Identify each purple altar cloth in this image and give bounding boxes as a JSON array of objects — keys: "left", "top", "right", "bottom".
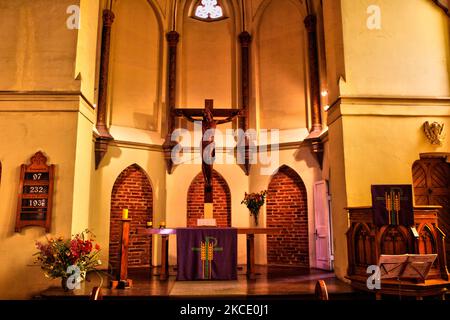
[{"left": 176, "top": 228, "right": 237, "bottom": 281}]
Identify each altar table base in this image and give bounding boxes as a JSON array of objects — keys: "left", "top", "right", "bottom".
[{"left": 137, "top": 228, "right": 281, "bottom": 280}]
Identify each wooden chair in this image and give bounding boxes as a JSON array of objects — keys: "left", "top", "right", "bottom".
[
  {"left": 315, "top": 280, "right": 329, "bottom": 300},
  {"left": 90, "top": 287, "right": 103, "bottom": 300}
]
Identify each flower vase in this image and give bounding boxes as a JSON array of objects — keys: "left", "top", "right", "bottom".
[
  {"left": 61, "top": 277, "right": 69, "bottom": 292},
  {"left": 250, "top": 208, "right": 260, "bottom": 226}
]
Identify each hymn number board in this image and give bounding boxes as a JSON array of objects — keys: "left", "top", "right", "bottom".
[{"left": 15, "top": 151, "right": 54, "bottom": 232}]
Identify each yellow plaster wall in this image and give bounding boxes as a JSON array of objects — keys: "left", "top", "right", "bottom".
[
  {"left": 339, "top": 103, "right": 450, "bottom": 207},
  {"left": 257, "top": 0, "right": 308, "bottom": 130},
  {"left": 340, "top": 0, "right": 450, "bottom": 97},
  {"left": 0, "top": 0, "right": 80, "bottom": 91},
  {"left": 71, "top": 102, "right": 95, "bottom": 234},
  {"left": 326, "top": 116, "right": 349, "bottom": 279},
  {"left": 75, "top": 0, "right": 101, "bottom": 103},
  {"left": 179, "top": 1, "right": 237, "bottom": 108},
  {"left": 109, "top": 0, "right": 162, "bottom": 131},
  {"left": 321, "top": 0, "right": 345, "bottom": 105},
  {"left": 0, "top": 102, "right": 81, "bottom": 299}
]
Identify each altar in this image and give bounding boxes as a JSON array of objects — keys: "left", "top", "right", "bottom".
[{"left": 135, "top": 227, "right": 281, "bottom": 281}]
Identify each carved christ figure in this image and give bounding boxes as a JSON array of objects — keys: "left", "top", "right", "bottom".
[
  {"left": 179, "top": 100, "right": 241, "bottom": 197},
  {"left": 202, "top": 106, "right": 216, "bottom": 192}
]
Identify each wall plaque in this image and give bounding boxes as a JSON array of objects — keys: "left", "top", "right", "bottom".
[{"left": 15, "top": 151, "right": 54, "bottom": 232}]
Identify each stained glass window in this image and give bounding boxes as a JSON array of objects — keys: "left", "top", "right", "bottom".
[{"left": 194, "top": 0, "right": 224, "bottom": 20}]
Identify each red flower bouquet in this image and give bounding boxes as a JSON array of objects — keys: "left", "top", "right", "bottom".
[{"left": 34, "top": 229, "right": 101, "bottom": 290}]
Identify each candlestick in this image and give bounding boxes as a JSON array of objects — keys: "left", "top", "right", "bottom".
[
  {"left": 146, "top": 221, "right": 153, "bottom": 228},
  {"left": 122, "top": 209, "right": 128, "bottom": 220},
  {"left": 159, "top": 221, "right": 166, "bottom": 229}
]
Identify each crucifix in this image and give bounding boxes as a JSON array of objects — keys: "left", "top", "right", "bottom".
[{"left": 174, "top": 99, "right": 241, "bottom": 219}]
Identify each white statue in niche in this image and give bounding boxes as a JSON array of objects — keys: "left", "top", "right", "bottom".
[{"left": 195, "top": 0, "right": 224, "bottom": 20}]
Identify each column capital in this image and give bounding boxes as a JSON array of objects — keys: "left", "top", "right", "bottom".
[
  {"left": 304, "top": 14, "right": 317, "bottom": 32},
  {"left": 103, "top": 9, "right": 115, "bottom": 27},
  {"left": 239, "top": 31, "right": 252, "bottom": 47},
  {"left": 166, "top": 31, "right": 180, "bottom": 47}
]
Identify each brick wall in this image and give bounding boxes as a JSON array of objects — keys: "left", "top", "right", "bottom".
[
  {"left": 109, "top": 164, "right": 153, "bottom": 272},
  {"left": 187, "top": 170, "right": 231, "bottom": 227},
  {"left": 266, "top": 165, "right": 309, "bottom": 267}
]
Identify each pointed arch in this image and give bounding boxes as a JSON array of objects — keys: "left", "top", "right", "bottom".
[
  {"left": 187, "top": 169, "right": 231, "bottom": 227},
  {"left": 145, "top": 0, "right": 166, "bottom": 25},
  {"left": 109, "top": 164, "right": 153, "bottom": 274},
  {"left": 252, "top": 0, "right": 307, "bottom": 32},
  {"left": 110, "top": 0, "right": 163, "bottom": 131},
  {"left": 178, "top": 0, "right": 241, "bottom": 108},
  {"left": 353, "top": 223, "right": 375, "bottom": 266},
  {"left": 418, "top": 224, "right": 437, "bottom": 255},
  {"left": 380, "top": 226, "right": 410, "bottom": 255},
  {"left": 255, "top": 0, "right": 309, "bottom": 130},
  {"left": 266, "top": 165, "right": 309, "bottom": 267}
]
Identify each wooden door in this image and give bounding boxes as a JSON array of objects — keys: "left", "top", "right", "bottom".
[
  {"left": 412, "top": 157, "right": 450, "bottom": 260},
  {"left": 314, "top": 180, "right": 333, "bottom": 271}
]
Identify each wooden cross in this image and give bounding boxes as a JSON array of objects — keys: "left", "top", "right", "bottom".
[{"left": 174, "top": 100, "right": 241, "bottom": 204}]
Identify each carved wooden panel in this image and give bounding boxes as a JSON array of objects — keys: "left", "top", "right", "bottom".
[
  {"left": 354, "top": 224, "right": 374, "bottom": 266},
  {"left": 413, "top": 157, "right": 450, "bottom": 262},
  {"left": 380, "top": 226, "right": 409, "bottom": 255},
  {"left": 418, "top": 225, "right": 436, "bottom": 255}
]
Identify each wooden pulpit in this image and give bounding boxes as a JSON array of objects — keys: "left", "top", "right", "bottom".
[{"left": 346, "top": 205, "right": 449, "bottom": 299}]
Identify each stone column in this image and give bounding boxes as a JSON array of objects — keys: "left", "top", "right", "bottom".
[
  {"left": 304, "top": 14, "right": 322, "bottom": 135},
  {"left": 162, "top": 31, "right": 180, "bottom": 174},
  {"left": 238, "top": 31, "right": 252, "bottom": 176},
  {"left": 95, "top": 9, "right": 115, "bottom": 169}
]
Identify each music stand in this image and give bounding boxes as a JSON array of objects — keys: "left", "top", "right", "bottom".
[
  {"left": 379, "top": 254, "right": 437, "bottom": 283},
  {"left": 379, "top": 255, "right": 408, "bottom": 280},
  {"left": 402, "top": 254, "right": 437, "bottom": 283}
]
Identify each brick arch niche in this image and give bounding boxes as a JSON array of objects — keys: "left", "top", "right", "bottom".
[
  {"left": 266, "top": 165, "right": 309, "bottom": 267},
  {"left": 109, "top": 164, "right": 153, "bottom": 273},
  {"left": 187, "top": 170, "right": 231, "bottom": 227}
]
